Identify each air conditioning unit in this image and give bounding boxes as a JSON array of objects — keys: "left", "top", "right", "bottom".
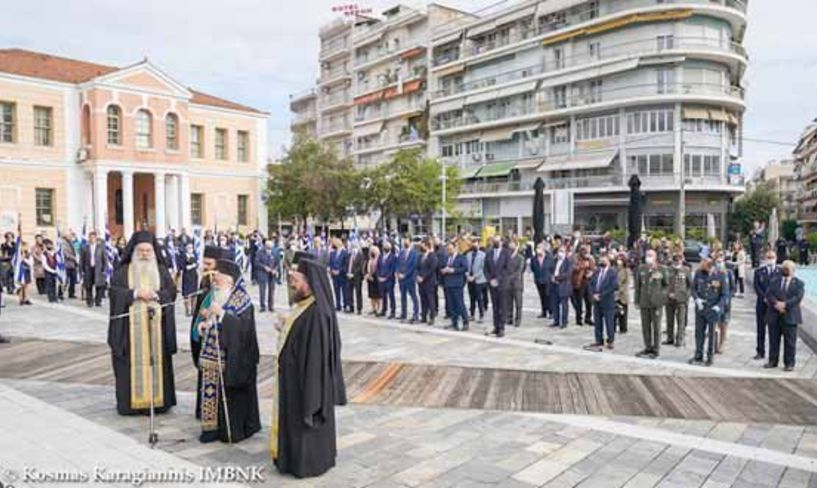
[
  {"left": 528, "top": 146, "right": 539, "bottom": 155},
  {"left": 486, "top": 153, "right": 495, "bottom": 161},
  {"left": 471, "top": 153, "right": 482, "bottom": 162},
  {"left": 76, "top": 147, "right": 89, "bottom": 163}
]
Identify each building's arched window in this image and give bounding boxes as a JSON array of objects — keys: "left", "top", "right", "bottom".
[
  {"left": 135, "top": 109, "right": 152, "bottom": 149},
  {"left": 165, "top": 113, "right": 179, "bottom": 150},
  {"left": 81, "top": 105, "right": 91, "bottom": 146},
  {"left": 106, "top": 105, "right": 121, "bottom": 145}
]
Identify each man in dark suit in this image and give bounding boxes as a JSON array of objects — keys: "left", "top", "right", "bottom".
[
  {"left": 549, "top": 247, "right": 573, "bottom": 328},
  {"left": 328, "top": 239, "right": 349, "bottom": 312},
  {"left": 441, "top": 242, "right": 468, "bottom": 331},
  {"left": 764, "top": 260, "right": 804, "bottom": 372},
  {"left": 484, "top": 236, "right": 511, "bottom": 337},
  {"left": 753, "top": 250, "right": 780, "bottom": 360},
  {"left": 253, "top": 239, "right": 278, "bottom": 312},
  {"left": 345, "top": 244, "right": 365, "bottom": 314},
  {"left": 417, "top": 239, "right": 438, "bottom": 325},
  {"left": 506, "top": 240, "right": 526, "bottom": 328},
  {"left": 80, "top": 231, "right": 107, "bottom": 307},
  {"left": 530, "top": 243, "right": 553, "bottom": 319},
  {"left": 377, "top": 241, "right": 397, "bottom": 318},
  {"left": 396, "top": 238, "right": 419, "bottom": 323},
  {"left": 433, "top": 236, "right": 448, "bottom": 318},
  {"left": 586, "top": 255, "right": 619, "bottom": 350}
]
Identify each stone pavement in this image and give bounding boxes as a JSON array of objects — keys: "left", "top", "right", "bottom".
[{"left": 1, "top": 271, "right": 816, "bottom": 487}]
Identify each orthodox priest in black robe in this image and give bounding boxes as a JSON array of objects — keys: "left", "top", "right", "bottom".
[
  {"left": 194, "top": 258, "right": 261, "bottom": 443},
  {"left": 107, "top": 230, "right": 177, "bottom": 415},
  {"left": 192, "top": 245, "right": 225, "bottom": 419},
  {"left": 272, "top": 252, "right": 347, "bottom": 478}
]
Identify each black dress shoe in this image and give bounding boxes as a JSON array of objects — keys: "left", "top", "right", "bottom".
[
  {"left": 661, "top": 340, "right": 674, "bottom": 346},
  {"left": 688, "top": 357, "right": 703, "bottom": 365},
  {"left": 763, "top": 363, "right": 778, "bottom": 369},
  {"left": 0, "top": 335, "right": 9, "bottom": 344},
  {"left": 199, "top": 431, "right": 220, "bottom": 443},
  {"left": 549, "top": 322, "right": 560, "bottom": 328},
  {"left": 496, "top": 330, "right": 505, "bottom": 338},
  {"left": 784, "top": 365, "right": 794, "bottom": 372},
  {"left": 753, "top": 354, "right": 764, "bottom": 360},
  {"left": 537, "top": 314, "right": 546, "bottom": 318}
]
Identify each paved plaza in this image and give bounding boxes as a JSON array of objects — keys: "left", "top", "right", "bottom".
[{"left": 2, "top": 276, "right": 817, "bottom": 487}]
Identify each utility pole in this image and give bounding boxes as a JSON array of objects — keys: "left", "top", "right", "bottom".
[
  {"left": 679, "top": 124, "right": 686, "bottom": 240},
  {"left": 441, "top": 162, "right": 447, "bottom": 240}
]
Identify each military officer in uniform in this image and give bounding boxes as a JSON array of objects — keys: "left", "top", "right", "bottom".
[
  {"left": 634, "top": 249, "right": 669, "bottom": 359},
  {"left": 690, "top": 258, "right": 727, "bottom": 366},
  {"left": 664, "top": 254, "right": 692, "bottom": 347}
]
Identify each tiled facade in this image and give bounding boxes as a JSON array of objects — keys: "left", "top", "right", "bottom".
[{"left": 0, "top": 49, "right": 269, "bottom": 239}]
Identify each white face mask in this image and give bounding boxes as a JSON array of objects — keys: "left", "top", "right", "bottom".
[{"left": 645, "top": 256, "right": 655, "bottom": 265}]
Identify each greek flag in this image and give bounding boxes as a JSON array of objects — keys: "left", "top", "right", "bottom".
[
  {"left": 55, "top": 228, "right": 67, "bottom": 284},
  {"left": 11, "top": 226, "right": 24, "bottom": 289},
  {"left": 233, "top": 239, "right": 248, "bottom": 273},
  {"left": 104, "top": 223, "right": 114, "bottom": 281},
  {"left": 193, "top": 228, "right": 204, "bottom": 267},
  {"left": 165, "top": 234, "right": 178, "bottom": 274}
]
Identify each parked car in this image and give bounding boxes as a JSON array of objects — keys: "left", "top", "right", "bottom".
[{"left": 684, "top": 240, "right": 706, "bottom": 263}]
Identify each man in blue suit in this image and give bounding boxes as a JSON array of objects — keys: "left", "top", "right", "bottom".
[
  {"left": 397, "top": 238, "right": 419, "bottom": 323},
  {"left": 530, "top": 243, "right": 554, "bottom": 319},
  {"left": 417, "top": 239, "right": 438, "bottom": 325},
  {"left": 586, "top": 254, "right": 619, "bottom": 350},
  {"left": 764, "top": 260, "right": 805, "bottom": 372},
  {"left": 484, "top": 236, "right": 511, "bottom": 338},
  {"left": 441, "top": 242, "right": 469, "bottom": 331},
  {"left": 328, "top": 239, "right": 349, "bottom": 312},
  {"left": 549, "top": 246, "right": 573, "bottom": 328},
  {"left": 253, "top": 239, "right": 279, "bottom": 312},
  {"left": 753, "top": 250, "right": 780, "bottom": 360},
  {"left": 377, "top": 241, "right": 397, "bottom": 319}
]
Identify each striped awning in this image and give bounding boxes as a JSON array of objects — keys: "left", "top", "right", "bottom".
[
  {"left": 480, "top": 127, "right": 516, "bottom": 142},
  {"left": 477, "top": 161, "right": 517, "bottom": 178},
  {"left": 538, "top": 151, "right": 618, "bottom": 172}
]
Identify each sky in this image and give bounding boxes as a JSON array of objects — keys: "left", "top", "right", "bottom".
[{"left": 1, "top": 0, "right": 815, "bottom": 177}]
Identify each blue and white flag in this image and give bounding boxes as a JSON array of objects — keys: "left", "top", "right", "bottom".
[
  {"left": 55, "top": 228, "right": 67, "bottom": 284},
  {"left": 192, "top": 228, "right": 204, "bottom": 267},
  {"left": 165, "top": 234, "right": 178, "bottom": 274},
  {"left": 233, "top": 239, "right": 249, "bottom": 273},
  {"left": 11, "top": 224, "right": 24, "bottom": 289},
  {"left": 104, "top": 222, "right": 114, "bottom": 281}
]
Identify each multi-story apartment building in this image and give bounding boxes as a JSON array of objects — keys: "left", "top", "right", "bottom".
[
  {"left": 290, "top": 88, "right": 318, "bottom": 137},
  {"left": 794, "top": 119, "right": 817, "bottom": 228},
  {"left": 754, "top": 159, "right": 798, "bottom": 220},
  {"left": 0, "top": 49, "right": 269, "bottom": 239},
  {"left": 317, "top": 18, "right": 355, "bottom": 160},
  {"left": 428, "top": 0, "right": 748, "bottom": 239}
]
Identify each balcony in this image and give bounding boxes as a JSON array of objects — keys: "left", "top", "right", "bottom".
[
  {"left": 355, "top": 43, "right": 426, "bottom": 70},
  {"left": 320, "top": 37, "right": 350, "bottom": 60},
  {"left": 320, "top": 120, "right": 352, "bottom": 137},
  {"left": 433, "top": 82, "right": 744, "bottom": 132},
  {"left": 352, "top": 8, "right": 424, "bottom": 44},
  {"left": 319, "top": 91, "right": 352, "bottom": 111},
  {"left": 354, "top": 130, "right": 425, "bottom": 154},
  {"left": 319, "top": 66, "right": 351, "bottom": 85},
  {"left": 432, "top": 0, "right": 747, "bottom": 67},
  {"left": 432, "top": 36, "right": 747, "bottom": 100},
  {"left": 354, "top": 100, "right": 425, "bottom": 124},
  {"left": 290, "top": 88, "right": 316, "bottom": 104},
  {"left": 292, "top": 111, "right": 317, "bottom": 126}
]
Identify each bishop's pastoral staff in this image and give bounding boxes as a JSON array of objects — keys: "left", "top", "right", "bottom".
[
  {"left": 194, "top": 258, "right": 261, "bottom": 443},
  {"left": 107, "top": 230, "right": 178, "bottom": 415},
  {"left": 271, "top": 252, "right": 347, "bottom": 478}
]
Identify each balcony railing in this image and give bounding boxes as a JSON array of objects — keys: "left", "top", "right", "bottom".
[
  {"left": 352, "top": 9, "right": 423, "bottom": 43},
  {"left": 320, "top": 120, "right": 352, "bottom": 135},
  {"left": 355, "top": 131, "right": 425, "bottom": 152},
  {"left": 320, "top": 65, "right": 350, "bottom": 83},
  {"left": 320, "top": 91, "right": 352, "bottom": 109},
  {"left": 290, "top": 88, "right": 316, "bottom": 102},
  {"left": 355, "top": 42, "right": 425, "bottom": 68},
  {"left": 433, "top": 82, "right": 744, "bottom": 131},
  {"left": 432, "top": 36, "right": 747, "bottom": 99},
  {"left": 432, "top": 0, "right": 746, "bottom": 67},
  {"left": 320, "top": 37, "right": 349, "bottom": 58},
  {"left": 292, "top": 111, "right": 317, "bottom": 125},
  {"left": 354, "top": 101, "right": 426, "bottom": 123}
]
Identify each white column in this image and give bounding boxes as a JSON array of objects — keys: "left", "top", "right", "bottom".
[
  {"left": 154, "top": 172, "right": 166, "bottom": 236},
  {"left": 122, "top": 170, "right": 135, "bottom": 238},
  {"left": 179, "top": 173, "right": 192, "bottom": 230},
  {"left": 93, "top": 169, "right": 108, "bottom": 234},
  {"left": 166, "top": 174, "right": 180, "bottom": 232}
]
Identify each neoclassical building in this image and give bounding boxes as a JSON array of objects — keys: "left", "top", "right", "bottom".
[{"left": 0, "top": 48, "right": 269, "bottom": 239}]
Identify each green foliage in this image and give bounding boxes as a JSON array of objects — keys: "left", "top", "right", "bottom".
[
  {"left": 729, "top": 182, "right": 781, "bottom": 237},
  {"left": 807, "top": 232, "right": 817, "bottom": 251},
  {"left": 781, "top": 219, "right": 799, "bottom": 242},
  {"left": 687, "top": 228, "right": 705, "bottom": 242},
  {"left": 610, "top": 229, "right": 626, "bottom": 242}
]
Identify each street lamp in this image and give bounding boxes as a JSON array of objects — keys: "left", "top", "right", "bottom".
[{"left": 440, "top": 164, "right": 447, "bottom": 240}]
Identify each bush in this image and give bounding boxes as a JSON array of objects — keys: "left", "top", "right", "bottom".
[
  {"left": 782, "top": 219, "right": 799, "bottom": 242},
  {"left": 687, "top": 228, "right": 705, "bottom": 242},
  {"left": 808, "top": 232, "right": 817, "bottom": 251}
]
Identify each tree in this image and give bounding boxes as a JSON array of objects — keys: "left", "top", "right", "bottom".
[
  {"left": 266, "top": 134, "right": 360, "bottom": 230},
  {"left": 729, "top": 182, "right": 780, "bottom": 238}
]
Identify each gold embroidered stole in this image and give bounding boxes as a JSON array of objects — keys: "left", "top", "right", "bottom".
[
  {"left": 270, "top": 295, "right": 315, "bottom": 460},
  {"left": 128, "top": 262, "right": 164, "bottom": 410}
]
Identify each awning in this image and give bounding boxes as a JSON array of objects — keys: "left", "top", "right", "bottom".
[
  {"left": 433, "top": 30, "right": 463, "bottom": 46},
  {"left": 541, "top": 9, "right": 693, "bottom": 46},
  {"left": 477, "top": 161, "right": 517, "bottom": 178},
  {"left": 432, "top": 97, "right": 465, "bottom": 113},
  {"left": 683, "top": 107, "right": 710, "bottom": 120},
  {"left": 354, "top": 90, "right": 384, "bottom": 105},
  {"left": 436, "top": 63, "right": 466, "bottom": 77},
  {"left": 481, "top": 126, "right": 516, "bottom": 142},
  {"left": 467, "top": 21, "right": 496, "bottom": 38},
  {"left": 709, "top": 109, "right": 730, "bottom": 123},
  {"left": 496, "top": 80, "right": 539, "bottom": 99},
  {"left": 495, "top": 5, "right": 536, "bottom": 26},
  {"left": 465, "top": 90, "right": 499, "bottom": 106},
  {"left": 727, "top": 112, "right": 739, "bottom": 126},
  {"left": 382, "top": 86, "right": 400, "bottom": 100},
  {"left": 356, "top": 121, "right": 384, "bottom": 137},
  {"left": 402, "top": 79, "right": 423, "bottom": 95},
  {"left": 515, "top": 158, "right": 545, "bottom": 170},
  {"left": 458, "top": 166, "right": 482, "bottom": 179},
  {"left": 512, "top": 122, "right": 542, "bottom": 134},
  {"left": 400, "top": 46, "right": 426, "bottom": 60},
  {"left": 538, "top": 151, "right": 618, "bottom": 172}
]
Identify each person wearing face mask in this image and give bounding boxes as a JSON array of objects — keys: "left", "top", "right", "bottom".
[
  {"left": 713, "top": 253, "right": 734, "bottom": 354},
  {"left": 376, "top": 241, "right": 397, "bottom": 319},
  {"left": 549, "top": 246, "right": 573, "bottom": 329},
  {"left": 570, "top": 245, "right": 595, "bottom": 326},
  {"left": 664, "top": 254, "right": 692, "bottom": 347},
  {"left": 764, "top": 260, "right": 804, "bottom": 372},
  {"left": 465, "top": 240, "right": 487, "bottom": 324},
  {"left": 484, "top": 236, "right": 511, "bottom": 337},
  {"left": 690, "top": 257, "right": 726, "bottom": 366},
  {"left": 585, "top": 255, "right": 619, "bottom": 351},
  {"left": 614, "top": 253, "right": 629, "bottom": 334},
  {"left": 634, "top": 249, "right": 668, "bottom": 359},
  {"left": 752, "top": 251, "right": 780, "bottom": 360},
  {"left": 530, "top": 243, "right": 554, "bottom": 320},
  {"left": 254, "top": 239, "right": 280, "bottom": 312},
  {"left": 506, "top": 240, "right": 526, "bottom": 328}
]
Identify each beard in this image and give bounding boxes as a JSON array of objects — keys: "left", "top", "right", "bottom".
[
  {"left": 212, "top": 285, "right": 232, "bottom": 308},
  {"left": 131, "top": 257, "right": 159, "bottom": 284}
]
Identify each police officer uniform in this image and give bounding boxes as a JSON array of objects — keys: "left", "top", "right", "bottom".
[
  {"left": 665, "top": 264, "right": 692, "bottom": 346},
  {"left": 691, "top": 269, "right": 727, "bottom": 365}
]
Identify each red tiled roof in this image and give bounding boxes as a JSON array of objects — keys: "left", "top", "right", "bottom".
[{"left": 0, "top": 48, "right": 265, "bottom": 114}]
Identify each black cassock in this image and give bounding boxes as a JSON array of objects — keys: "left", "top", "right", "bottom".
[
  {"left": 200, "top": 300, "right": 262, "bottom": 442},
  {"left": 107, "top": 263, "right": 177, "bottom": 415},
  {"left": 275, "top": 301, "right": 347, "bottom": 478},
  {"left": 191, "top": 276, "right": 211, "bottom": 419}
]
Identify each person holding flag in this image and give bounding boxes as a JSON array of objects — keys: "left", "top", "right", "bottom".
[
  {"left": 14, "top": 240, "right": 33, "bottom": 307},
  {"left": 41, "top": 239, "right": 59, "bottom": 303}
]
